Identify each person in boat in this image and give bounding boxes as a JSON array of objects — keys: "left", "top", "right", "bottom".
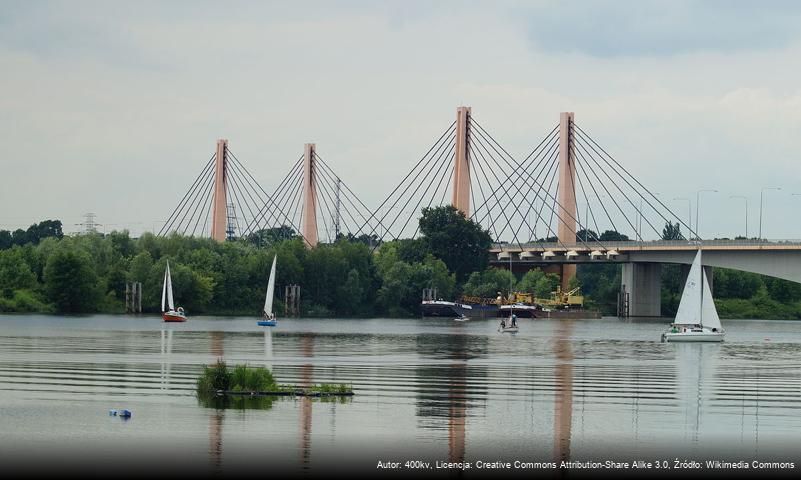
[
  {"left": 500, "top": 318, "right": 506, "bottom": 329},
  {"left": 511, "top": 313, "right": 517, "bottom": 327}
]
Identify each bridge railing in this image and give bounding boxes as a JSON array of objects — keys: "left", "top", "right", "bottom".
[{"left": 492, "top": 239, "right": 801, "bottom": 251}]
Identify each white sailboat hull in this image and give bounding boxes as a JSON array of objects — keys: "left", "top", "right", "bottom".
[{"left": 662, "top": 330, "right": 724, "bottom": 342}]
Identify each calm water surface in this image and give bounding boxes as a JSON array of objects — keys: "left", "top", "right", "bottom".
[{"left": 1, "top": 314, "right": 800, "bottom": 475}]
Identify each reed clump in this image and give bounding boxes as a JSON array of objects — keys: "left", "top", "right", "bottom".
[{"left": 196, "top": 360, "right": 353, "bottom": 396}]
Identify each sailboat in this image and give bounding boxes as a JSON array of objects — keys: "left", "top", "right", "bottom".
[
  {"left": 161, "top": 261, "right": 186, "bottom": 322},
  {"left": 661, "top": 250, "right": 724, "bottom": 342},
  {"left": 257, "top": 255, "right": 278, "bottom": 327}
]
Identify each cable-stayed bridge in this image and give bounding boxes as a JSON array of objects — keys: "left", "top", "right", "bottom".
[{"left": 158, "top": 107, "right": 801, "bottom": 316}]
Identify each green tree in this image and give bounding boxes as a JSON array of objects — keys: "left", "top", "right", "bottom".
[
  {"left": 0, "top": 248, "right": 37, "bottom": 292},
  {"left": 44, "top": 249, "right": 102, "bottom": 312},
  {"left": 0, "top": 230, "right": 12, "bottom": 250},
  {"left": 517, "top": 269, "right": 560, "bottom": 297},
  {"left": 662, "top": 221, "right": 684, "bottom": 240},
  {"left": 418, "top": 205, "right": 492, "bottom": 282},
  {"left": 463, "top": 268, "right": 516, "bottom": 298}
]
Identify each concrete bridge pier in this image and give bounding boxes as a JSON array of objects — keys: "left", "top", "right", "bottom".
[{"left": 621, "top": 263, "right": 662, "bottom": 317}]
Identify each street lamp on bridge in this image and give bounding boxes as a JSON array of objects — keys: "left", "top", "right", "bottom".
[
  {"left": 673, "top": 197, "right": 691, "bottom": 238},
  {"left": 759, "top": 186, "right": 781, "bottom": 241},
  {"left": 696, "top": 189, "right": 718, "bottom": 241},
  {"left": 729, "top": 195, "right": 749, "bottom": 239}
]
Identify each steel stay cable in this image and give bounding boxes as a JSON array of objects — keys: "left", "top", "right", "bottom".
[
  {"left": 470, "top": 130, "right": 558, "bottom": 226},
  {"left": 313, "top": 162, "right": 349, "bottom": 240},
  {"left": 314, "top": 154, "right": 392, "bottom": 238},
  {"left": 178, "top": 161, "right": 217, "bottom": 236},
  {"left": 467, "top": 134, "right": 526, "bottom": 247},
  {"left": 232, "top": 152, "right": 303, "bottom": 234},
  {"left": 246, "top": 160, "right": 305, "bottom": 236},
  {"left": 315, "top": 167, "right": 355, "bottom": 237},
  {"left": 313, "top": 153, "right": 382, "bottom": 237},
  {"left": 572, "top": 128, "right": 668, "bottom": 239},
  {"left": 508, "top": 140, "right": 565, "bottom": 246},
  {"left": 412, "top": 157, "right": 456, "bottom": 239},
  {"left": 313, "top": 165, "right": 360, "bottom": 237},
  {"left": 159, "top": 154, "right": 216, "bottom": 236},
  {"left": 470, "top": 124, "right": 600, "bottom": 250},
  {"left": 571, "top": 145, "right": 603, "bottom": 239},
  {"left": 231, "top": 158, "right": 301, "bottom": 236},
  {"left": 226, "top": 161, "right": 260, "bottom": 234},
  {"left": 240, "top": 157, "right": 303, "bottom": 235},
  {"left": 496, "top": 134, "right": 562, "bottom": 243},
  {"left": 394, "top": 140, "right": 456, "bottom": 239},
  {"left": 352, "top": 122, "right": 456, "bottom": 238},
  {"left": 571, "top": 133, "right": 643, "bottom": 240},
  {"left": 225, "top": 163, "right": 254, "bottom": 238},
  {"left": 572, "top": 131, "right": 658, "bottom": 239},
  {"left": 191, "top": 166, "right": 218, "bottom": 237},
  {"left": 573, "top": 124, "right": 697, "bottom": 238},
  {"left": 370, "top": 129, "right": 458, "bottom": 241}
]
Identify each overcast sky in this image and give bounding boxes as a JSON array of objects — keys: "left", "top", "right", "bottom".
[{"left": 1, "top": 0, "right": 800, "bottom": 239}]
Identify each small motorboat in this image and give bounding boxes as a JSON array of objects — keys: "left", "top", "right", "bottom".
[
  {"left": 498, "top": 316, "right": 519, "bottom": 333},
  {"left": 453, "top": 314, "right": 469, "bottom": 322}
]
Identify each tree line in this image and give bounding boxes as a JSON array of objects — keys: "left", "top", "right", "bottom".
[{"left": 1, "top": 213, "right": 800, "bottom": 319}]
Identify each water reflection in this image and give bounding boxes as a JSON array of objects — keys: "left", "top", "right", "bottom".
[
  {"left": 159, "top": 328, "right": 173, "bottom": 390},
  {"left": 415, "top": 330, "right": 488, "bottom": 465},
  {"left": 553, "top": 320, "right": 574, "bottom": 463},
  {"left": 2, "top": 315, "right": 801, "bottom": 474},
  {"left": 264, "top": 328, "right": 273, "bottom": 370},
  {"left": 300, "top": 333, "right": 314, "bottom": 470},
  {"left": 209, "top": 330, "right": 225, "bottom": 471}
]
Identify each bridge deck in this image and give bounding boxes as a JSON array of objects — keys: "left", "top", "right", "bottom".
[{"left": 490, "top": 240, "right": 801, "bottom": 254}]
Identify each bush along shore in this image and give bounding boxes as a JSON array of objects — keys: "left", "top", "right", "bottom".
[
  {"left": 196, "top": 361, "right": 354, "bottom": 398},
  {"left": 3, "top": 215, "right": 801, "bottom": 319}
]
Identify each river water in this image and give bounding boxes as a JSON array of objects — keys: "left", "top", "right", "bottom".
[{"left": 0, "top": 314, "right": 799, "bottom": 477}]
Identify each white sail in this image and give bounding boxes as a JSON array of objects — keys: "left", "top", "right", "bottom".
[
  {"left": 674, "top": 250, "right": 703, "bottom": 325},
  {"left": 161, "top": 265, "right": 168, "bottom": 312},
  {"left": 165, "top": 261, "right": 175, "bottom": 311},
  {"left": 263, "top": 255, "right": 277, "bottom": 316},
  {"left": 700, "top": 269, "right": 722, "bottom": 331}
]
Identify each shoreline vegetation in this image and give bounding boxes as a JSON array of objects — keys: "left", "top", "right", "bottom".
[
  {"left": 197, "top": 360, "right": 353, "bottom": 397},
  {"left": 2, "top": 212, "right": 801, "bottom": 320}
]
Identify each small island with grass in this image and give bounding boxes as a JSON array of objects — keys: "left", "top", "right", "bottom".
[{"left": 197, "top": 360, "right": 354, "bottom": 398}]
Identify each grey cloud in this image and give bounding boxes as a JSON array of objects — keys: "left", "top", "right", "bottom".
[{"left": 519, "top": 0, "right": 801, "bottom": 57}]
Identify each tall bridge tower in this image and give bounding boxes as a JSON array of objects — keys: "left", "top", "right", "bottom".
[
  {"left": 557, "top": 112, "right": 577, "bottom": 291},
  {"left": 452, "top": 106, "right": 472, "bottom": 217},
  {"left": 302, "top": 143, "right": 318, "bottom": 248},
  {"left": 210, "top": 139, "right": 229, "bottom": 242}
]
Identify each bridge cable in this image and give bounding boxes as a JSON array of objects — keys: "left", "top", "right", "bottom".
[
  {"left": 178, "top": 160, "right": 217, "bottom": 236},
  {"left": 470, "top": 120, "right": 599, "bottom": 250},
  {"left": 158, "top": 154, "right": 216, "bottom": 236},
  {"left": 571, "top": 133, "right": 646, "bottom": 240},
  {"left": 229, "top": 151, "right": 304, "bottom": 236},
  {"left": 190, "top": 165, "right": 218, "bottom": 237},
  {"left": 238, "top": 155, "right": 304, "bottom": 236},
  {"left": 395, "top": 141, "right": 456, "bottom": 239},
  {"left": 366, "top": 125, "right": 457, "bottom": 243},
  {"left": 352, "top": 121, "right": 456, "bottom": 239},
  {"left": 410, "top": 147, "right": 457, "bottom": 239},
  {"left": 573, "top": 124, "right": 697, "bottom": 239}
]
